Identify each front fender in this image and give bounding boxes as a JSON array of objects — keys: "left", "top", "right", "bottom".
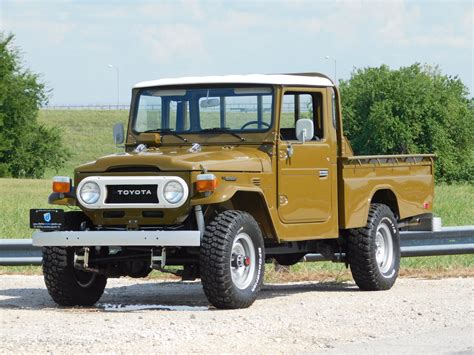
[
  {"left": 48, "top": 192, "right": 76, "bottom": 206},
  {"left": 190, "top": 183, "right": 278, "bottom": 241},
  {"left": 190, "top": 184, "right": 263, "bottom": 206}
]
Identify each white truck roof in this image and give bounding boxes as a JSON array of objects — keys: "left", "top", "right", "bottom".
[{"left": 134, "top": 74, "right": 333, "bottom": 89}]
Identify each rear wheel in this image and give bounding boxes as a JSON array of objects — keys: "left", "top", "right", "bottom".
[
  {"left": 346, "top": 204, "right": 400, "bottom": 291},
  {"left": 42, "top": 247, "right": 107, "bottom": 306},
  {"left": 200, "top": 210, "right": 265, "bottom": 309}
]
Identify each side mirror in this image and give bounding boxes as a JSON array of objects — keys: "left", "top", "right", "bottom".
[
  {"left": 295, "top": 119, "right": 314, "bottom": 143},
  {"left": 113, "top": 123, "right": 125, "bottom": 145}
]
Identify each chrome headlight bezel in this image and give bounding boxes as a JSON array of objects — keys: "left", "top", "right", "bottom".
[
  {"left": 163, "top": 180, "right": 185, "bottom": 204},
  {"left": 79, "top": 181, "right": 101, "bottom": 205}
]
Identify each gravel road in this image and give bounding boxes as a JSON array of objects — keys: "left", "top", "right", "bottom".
[{"left": 0, "top": 275, "right": 473, "bottom": 353}]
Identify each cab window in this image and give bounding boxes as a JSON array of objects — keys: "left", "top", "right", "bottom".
[{"left": 280, "top": 92, "right": 324, "bottom": 141}]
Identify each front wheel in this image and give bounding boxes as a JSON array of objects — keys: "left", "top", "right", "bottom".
[
  {"left": 346, "top": 204, "right": 400, "bottom": 291},
  {"left": 42, "top": 247, "right": 107, "bottom": 306},
  {"left": 200, "top": 210, "right": 265, "bottom": 309}
]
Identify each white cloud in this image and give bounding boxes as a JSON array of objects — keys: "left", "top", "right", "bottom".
[
  {"left": 209, "top": 10, "right": 267, "bottom": 31},
  {"left": 135, "top": 23, "right": 208, "bottom": 64},
  {"left": 1, "top": 1, "right": 77, "bottom": 45},
  {"left": 135, "top": 0, "right": 207, "bottom": 22},
  {"left": 136, "top": 2, "right": 179, "bottom": 20},
  {"left": 402, "top": 33, "right": 471, "bottom": 49},
  {"left": 3, "top": 17, "right": 75, "bottom": 45},
  {"left": 375, "top": 1, "right": 471, "bottom": 49}
]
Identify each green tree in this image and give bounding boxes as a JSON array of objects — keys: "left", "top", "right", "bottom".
[
  {"left": 339, "top": 64, "right": 473, "bottom": 183},
  {"left": 0, "top": 33, "right": 68, "bottom": 178}
]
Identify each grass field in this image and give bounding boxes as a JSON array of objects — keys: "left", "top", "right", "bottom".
[
  {"left": 38, "top": 109, "right": 128, "bottom": 178},
  {"left": 0, "top": 109, "right": 472, "bottom": 278}
]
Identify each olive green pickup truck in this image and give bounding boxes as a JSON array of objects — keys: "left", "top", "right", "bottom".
[{"left": 31, "top": 73, "right": 434, "bottom": 309}]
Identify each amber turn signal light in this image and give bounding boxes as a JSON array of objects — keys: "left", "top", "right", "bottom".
[
  {"left": 52, "top": 176, "right": 71, "bottom": 193},
  {"left": 195, "top": 173, "right": 218, "bottom": 192}
]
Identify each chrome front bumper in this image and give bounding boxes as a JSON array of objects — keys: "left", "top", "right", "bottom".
[{"left": 32, "top": 230, "right": 201, "bottom": 247}]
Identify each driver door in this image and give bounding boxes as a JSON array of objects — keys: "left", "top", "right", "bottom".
[{"left": 277, "top": 89, "right": 332, "bottom": 224}]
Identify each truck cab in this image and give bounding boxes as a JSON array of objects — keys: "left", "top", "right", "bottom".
[{"left": 32, "top": 73, "right": 434, "bottom": 309}]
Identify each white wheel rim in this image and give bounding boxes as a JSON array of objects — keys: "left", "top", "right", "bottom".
[
  {"left": 230, "top": 232, "right": 256, "bottom": 290},
  {"left": 375, "top": 218, "right": 394, "bottom": 274}
]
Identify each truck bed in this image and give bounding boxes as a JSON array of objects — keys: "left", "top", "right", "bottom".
[{"left": 338, "top": 154, "right": 435, "bottom": 229}]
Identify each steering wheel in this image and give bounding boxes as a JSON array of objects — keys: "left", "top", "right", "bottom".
[{"left": 240, "top": 121, "right": 271, "bottom": 130}]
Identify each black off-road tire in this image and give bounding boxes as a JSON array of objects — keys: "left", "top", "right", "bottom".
[
  {"left": 274, "top": 253, "right": 306, "bottom": 266},
  {"left": 42, "top": 247, "right": 107, "bottom": 306},
  {"left": 346, "top": 203, "right": 400, "bottom": 291},
  {"left": 200, "top": 210, "right": 265, "bottom": 309}
]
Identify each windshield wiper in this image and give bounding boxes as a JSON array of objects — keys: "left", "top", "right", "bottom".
[
  {"left": 142, "top": 128, "right": 188, "bottom": 143},
  {"left": 201, "top": 128, "right": 246, "bottom": 142}
]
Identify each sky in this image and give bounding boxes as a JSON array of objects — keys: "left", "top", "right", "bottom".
[{"left": 0, "top": 0, "right": 472, "bottom": 106}]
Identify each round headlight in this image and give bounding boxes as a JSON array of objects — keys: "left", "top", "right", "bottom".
[
  {"left": 163, "top": 181, "right": 184, "bottom": 204},
  {"left": 80, "top": 182, "right": 100, "bottom": 204}
]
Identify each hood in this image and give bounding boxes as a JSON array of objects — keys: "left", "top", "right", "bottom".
[{"left": 75, "top": 146, "right": 268, "bottom": 173}]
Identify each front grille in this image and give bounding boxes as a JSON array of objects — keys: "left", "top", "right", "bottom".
[{"left": 105, "top": 184, "right": 159, "bottom": 204}]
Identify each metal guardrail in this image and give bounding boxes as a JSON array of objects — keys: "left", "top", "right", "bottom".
[
  {"left": 0, "top": 239, "right": 43, "bottom": 266},
  {"left": 0, "top": 226, "right": 473, "bottom": 266},
  {"left": 398, "top": 226, "right": 474, "bottom": 257},
  {"left": 305, "top": 226, "right": 474, "bottom": 262}
]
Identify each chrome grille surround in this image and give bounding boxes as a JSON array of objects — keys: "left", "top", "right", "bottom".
[{"left": 76, "top": 176, "right": 188, "bottom": 209}]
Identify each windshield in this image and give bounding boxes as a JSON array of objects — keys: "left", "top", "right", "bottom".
[{"left": 133, "top": 87, "right": 273, "bottom": 136}]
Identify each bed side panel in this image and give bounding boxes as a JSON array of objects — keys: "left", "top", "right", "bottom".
[{"left": 340, "top": 156, "right": 434, "bottom": 229}]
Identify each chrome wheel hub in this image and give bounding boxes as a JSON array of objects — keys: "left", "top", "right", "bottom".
[
  {"left": 375, "top": 218, "right": 394, "bottom": 274},
  {"left": 230, "top": 233, "right": 256, "bottom": 289}
]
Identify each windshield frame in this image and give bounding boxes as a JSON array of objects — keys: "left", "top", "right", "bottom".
[{"left": 130, "top": 84, "right": 275, "bottom": 142}]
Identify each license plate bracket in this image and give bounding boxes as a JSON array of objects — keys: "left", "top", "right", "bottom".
[{"left": 30, "top": 209, "right": 65, "bottom": 230}]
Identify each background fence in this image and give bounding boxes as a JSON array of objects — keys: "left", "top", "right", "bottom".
[
  {"left": 42, "top": 104, "right": 130, "bottom": 111},
  {"left": 2, "top": 226, "right": 473, "bottom": 266},
  {"left": 41, "top": 103, "right": 299, "bottom": 113}
]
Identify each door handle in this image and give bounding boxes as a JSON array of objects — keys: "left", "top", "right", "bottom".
[
  {"left": 286, "top": 143, "right": 294, "bottom": 158},
  {"left": 319, "top": 169, "right": 329, "bottom": 178}
]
